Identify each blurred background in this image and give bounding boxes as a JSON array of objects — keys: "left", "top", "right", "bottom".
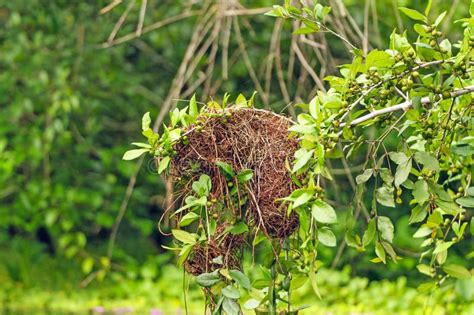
[{"left": 0, "top": 0, "right": 472, "bottom": 314}]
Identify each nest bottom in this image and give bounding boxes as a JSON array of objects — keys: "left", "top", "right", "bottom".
[{"left": 184, "top": 225, "right": 244, "bottom": 276}]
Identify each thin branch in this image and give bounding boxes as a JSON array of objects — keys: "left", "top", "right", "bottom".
[
  {"left": 107, "top": 4, "right": 215, "bottom": 262},
  {"left": 300, "top": 37, "right": 325, "bottom": 49},
  {"left": 136, "top": 0, "right": 148, "bottom": 36},
  {"left": 363, "top": 0, "right": 370, "bottom": 54},
  {"left": 100, "top": 0, "right": 122, "bottom": 15},
  {"left": 293, "top": 40, "right": 326, "bottom": 92},
  {"left": 102, "top": 10, "right": 203, "bottom": 48},
  {"left": 223, "top": 7, "right": 272, "bottom": 16},
  {"left": 341, "top": 85, "right": 474, "bottom": 127},
  {"left": 107, "top": 0, "right": 136, "bottom": 43},
  {"left": 107, "top": 156, "right": 143, "bottom": 258},
  {"left": 221, "top": 15, "right": 232, "bottom": 80}
]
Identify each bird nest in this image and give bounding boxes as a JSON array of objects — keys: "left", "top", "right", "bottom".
[
  {"left": 171, "top": 107, "right": 299, "bottom": 273},
  {"left": 184, "top": 223, "right": 244, "bottom": 276}
]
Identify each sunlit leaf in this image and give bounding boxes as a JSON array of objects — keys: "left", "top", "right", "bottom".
[{"left": 312, "top": 200, "right": 337, "bottom": 224}]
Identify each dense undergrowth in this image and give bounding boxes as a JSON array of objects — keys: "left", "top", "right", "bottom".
[{"left": 1, "top": 242, "right": 472, "bottom": 315}]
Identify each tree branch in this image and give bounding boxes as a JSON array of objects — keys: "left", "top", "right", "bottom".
[{"left": 341, "top": 85, "right": 474, "bottom": 128}]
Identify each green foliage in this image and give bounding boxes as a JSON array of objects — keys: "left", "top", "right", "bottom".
[
  {"left": 129, "top": 1, "right": 473, "bottom": 312},
  {"left": 2, "top": 0, "right": 474, "bottom": 313}
]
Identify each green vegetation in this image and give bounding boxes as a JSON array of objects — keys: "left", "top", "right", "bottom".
[{"left": 1, "top": 0, "right": 473, "bottom": 314}]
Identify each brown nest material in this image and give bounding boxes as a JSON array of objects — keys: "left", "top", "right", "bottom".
[
  {"left": 172, "top": 107, "right": 299, "bottom": 239},
  {"left": 184, "top": 223, "right": 244, "bottom": 276}
]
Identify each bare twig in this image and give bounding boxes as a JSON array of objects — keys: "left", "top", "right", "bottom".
[
  {"left": 102, "top": 10, "right": 203, "bottom": 48},
  {"left": 363, "top": 0, "right": 370, "bottom": 54},
  {"left": 292, "top": 41, "right": 326, "bottom": 91},
  {"left": 107, "top": 156, "right": 143, "bottom": 258},
  {"left": 107, "top": 4, "right": 215, "bottom": 262},
  {"left": 107, "top": 0, "right": 136, "bottom": 43},
  {"left": 223, "top": 7, "right": 272, "bottom": 16},
  {"left": 100, "top": 0, "right": 122, "bottom": 15},
  {"left": 136, "top": 0, "right": 148, "bottom": 36},
  {"left": 233, "top": 16, "right": 269, "bottom": 106}
]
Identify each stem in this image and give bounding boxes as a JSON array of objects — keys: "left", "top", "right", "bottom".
[
  {"left": 285, "top": 240, "right": 291, "bottom": 313},
  {"left": 183, "top": 269, "right": 189, "bottom": 315},
  {"left": 270, "top": 263, "right": 277, "bottom": 315}
]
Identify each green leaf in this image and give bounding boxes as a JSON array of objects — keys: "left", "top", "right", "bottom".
[
  {"left": 142, "top": 128, "right": 154, "bottom": 141},
  {"left": 417, "top": 264, "right": 435, "bottom": 277},
  {"left": 264, "top": 7, "right": 282, "bottom": 17},
  {"left": 312, "top": 200, "right": 337, "bottom": 224},
  {"left": 377, "top": 216, "right": 394, "bottom": 243},
  {"left": 179, "top": 212, "right": 200, "bottom": 227},
  {"left": 413, "top": 180, "right": 429, "bottom": 204},
  {"left": 289, "top": 124, "right": 316, "bottom": 134},
  {"left": 309, "top": 96, "right": 319, "bottom": 119},
  {"left": 222, "top": 285, "right": 240, "bottom": 299},
  {"left": 173, "top": 196, "right": 207, "bottom": 216},
  {"left": 436, "top": 200, "right": 463, "bottom": 215},
  {"left": 189, "top": 94, "right": 198, "bottom": 119},
  {"left": 379, "top": 168, "right": 394, "bottom": 184},
  {"left": 243, "top": 299, "right": 260, "bottom": 310},
  {"left": 417, "top": 281, "right": 437, "bottom": 293},
  {"left": 292, "top": 148, "right": 314, "bottom": 172},
  {"left": 375, "top": 241, "right": 386, "bottom": 264},
  {"left": 142, "top": 112, "right": 151, "bottom": 131},
  {"left": 172, "top": 229, "right": 196, "bottom": 245},
  {"left": 434, "top": 11, "right": 447, "bottom": 26},
  {"left": 389, "top": 152, "right": 409, "bottom": 165},
  {"left": 192, "top": 175, "right": 211, "bottom": 197},
  {"left": 395, "top": 158, "right": 412, "bottom": 187},
  {"left": 443, "top": 264, "right": 472, "bottom": 279},
  {"left": 425, "top": 0, "right": 433, "bottom": 15},
  {"left": 212, "top": 255, "right": 223, "bottom": 265},
  {"left": 414, "top": 151, "right": 440, "bottom": 171},
  {"left": 236, "top": 169, "right": 253, "bottom": 183},
  {"left": 409, "top": 205, "right": 428, "bottom": 224},
  {"left": 293, "top": 190, "right": 314, "bottom": 209},
  {"left": 318, "top": 227, "right": 336, "bottom": 247},
  {"left": 356, "top": 169, "right": 373, "bottom": 185},
  {"left": 227, "top": 222, "right": 249, "bottom": 235},
  {"left": 229, "top": 269, "right": 251, "bottom": 290},
  {"left": 216, "top": 160, "right": 235, "bottom": 177},
  {"left": 365, "top": 49, "right": 394, "bottom": 68},
  {"left": 222, "top": 298, "right": 240, "bottom": 315},
  {"left": 122, "top": 149, "right": 148, "bottom": 160},
  {"left": 158, "top": 156, "right": 170, "bottom": 174},
  {"left": 177, "top": 244, "right": 194, "bottom": 266},
  {"left": 131, "top": 142, "right": 151, "bottom": 149},
  {"left": 293, "top": 26, "right": 317, "bottom": 35},
  {"left": 470, "top": 217, "right": 474, "bottom": 236},
  {"left": 235, "top": 93, "right": 247, "bottom": 107},
  {"left": 196, "top": 270, "right": 221, "bottom": 287},
  {"left": 82, "top": 257, "right": 94, "bottom": 274},
  {"left": 433, "top": 241, "right": 454, "bottom": 254},
  {"left": 381, "top": 241, "right": 397, "bottom": 263},
  {"left": 376, "top": 186, "right": 395, "bottom": 208},
  {"left": 456, "top": 197, "right": 474, "bottom": 208},
  {"left": 363, "top": 218, "right": 376, "bottom": 246},
  {"left": 308, "top": 270, "right": 322, "bottom": 299},
  {"left": 212, "top": 297, "right": 224, "bottom": 315},
  {"left": 399, "top": 7, "right": 427, "bottom": 21},
  {"left": 413, "top": 226, "right": 432, "bottom": 238},
  {"left": 467, "top": 187, "right": 474, "bottom": 196}
]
